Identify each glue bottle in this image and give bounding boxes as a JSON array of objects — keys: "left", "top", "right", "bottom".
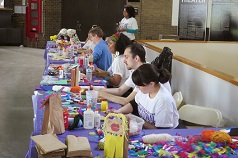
[
  {"left": 84, "top": 54, "right": 89, "bottom": 67},
  {"left": 86, "top": 65, "right": 92, "bottom": 81},
  {"left": 94, "top": 108, "right": 100, "bottom": 128},
  {"left": 59, "top": 68, "right": 64, "bottom": 79},
  {"left": 83, "top": 104, "right": 94, "bottom": 129}
]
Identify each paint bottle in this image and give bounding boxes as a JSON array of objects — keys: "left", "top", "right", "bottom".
[
  {"left": 94, "top": 108, "right": 100, "bottom": 128},
  {"left": 86, "top": 65, "right": 92, "bottom": 81},
  {"left": 83, "top": 104, "right": 94, "bottom": 129},
  {"left": 59, "top": 68, "right": 64, "bottom": 79}
]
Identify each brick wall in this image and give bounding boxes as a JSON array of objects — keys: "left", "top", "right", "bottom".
[
  {"left": 11, "top": 0, "right": 61, "bottom": 48},
  {"left": 128, "top": 0, "right": 177, "bottom": 40},
  {"left": 40, "top": 0, "right": 61, "bottom": 48},
  {"left": 11, "top": 0, "right": 176, "bottom": 48}
]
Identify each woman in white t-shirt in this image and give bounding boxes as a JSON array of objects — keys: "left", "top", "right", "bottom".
[
  {"left": 93, "top": 33, "right": 132, "bottom": 87},
  {"left": 118, "top": 5, "right": 138, "bottom": 41},
  {"left": 116, "top": 64, "right": 179, "bottom": 129}
]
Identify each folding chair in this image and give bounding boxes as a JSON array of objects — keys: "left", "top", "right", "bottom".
[
  {"left": 179, "top": 104, "right": 225, "bottom": 128},
  {"left": 173, "top": 91, "right": 183, "bottom": 109}
]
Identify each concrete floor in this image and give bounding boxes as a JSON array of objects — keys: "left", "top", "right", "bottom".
[{"left": 0, "top": 46, "right": 45, "bottom": 157}]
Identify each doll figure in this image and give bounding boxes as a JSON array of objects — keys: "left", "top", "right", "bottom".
[
  {"left": 57, "top": 28, "right": 69, "bottom": 41},
  {"left": 67, "top": 29, "right": 80, "bottom": 45},
  {"left": 102, "top": 113, "right": 129, "bottom": 158}
]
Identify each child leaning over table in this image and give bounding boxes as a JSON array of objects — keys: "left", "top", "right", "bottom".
[{"left": 115, "top": 64, "right": 179, "bottom": 129}]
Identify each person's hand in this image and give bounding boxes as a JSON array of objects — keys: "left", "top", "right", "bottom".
[
  {"left": 92, "top": 69, "right": 100, "bottom": 77},
  {"left": 97, "top": 90, "right": 106, "bottom": 97},
  {"left": 105, "top": 108, "right": 118, "bottom": 116},
  {"left": 95, "top": 68, "right": 104, "bottom": 73},
  {"left": 92, "top": 68, "right": 102, "bottom": 76},
  {"left": 93, "top": 68, "right": 107, "bottom": 78},
  {"left": 118, "top": 28, "right": 127, "bottom": 32}
]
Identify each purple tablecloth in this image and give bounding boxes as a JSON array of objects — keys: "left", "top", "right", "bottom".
[
  {"left": 26, "top": 128, "right": 226, "bottom": 158},
  {"left": 46, "top": 58, "right": 75, "bottom": 66},
  {"left": 44, "top": 41, "right": 57, "bottom": 60},
  {"left": 42, "top": 63, "right": 105, "bottom": 86},
  {"left": 40, "top": 77, "right": 105, "bottom": 86}
]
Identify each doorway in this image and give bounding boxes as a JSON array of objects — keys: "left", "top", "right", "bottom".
[{"left": 61, "top": 0, "right": 126, "bottom": 41}]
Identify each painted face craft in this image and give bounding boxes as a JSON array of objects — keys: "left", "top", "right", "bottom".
[
  {"left": 105, "top": 115, "right": 123, "bottom": 135},
  {"left": 102, "top": 113, "right": 129, "bottom": 158}
]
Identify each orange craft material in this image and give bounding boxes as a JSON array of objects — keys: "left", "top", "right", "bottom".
[
  {"left": 201, "top": 130, "right": 215, "bottom": 142},
  {"left": 210, "top": 131, "right": 232, "bottom": 143},
  {"left": 70, "top": 86, "right": 81, "bottom": 93}
]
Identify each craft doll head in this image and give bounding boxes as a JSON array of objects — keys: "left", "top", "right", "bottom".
[
  {"left": 67, "top": 29, "right": 79, "bottom": 44},
  {"left": 58, "top": 28, "right": 67, "bottom": 36},
  {"left": 67, "top": 29, "right": 76, "bottom": 38},
  {"left": 57, "top": 28, "right": 70, "bottom": 41},
  {"left": 102, "top": 113, "right": 128, "bottom": 136}
]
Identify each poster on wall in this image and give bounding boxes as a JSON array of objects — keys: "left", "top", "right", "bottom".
[
  {"left": 178, "top": 0, "right": 207, "bottom": 40},
  {"left": 210, "top": 0, "right": 238, "bottom": 41},
  {"left": 0, "top": 0, "right": 4, "bottom": 8}
]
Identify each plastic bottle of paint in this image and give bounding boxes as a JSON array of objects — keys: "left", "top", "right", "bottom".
[
  {"left": 59, "top": 68, "right": 64, "bottom": 79},
  {"left": 83, "top": 104, "right": 94, "bottom": 129},
  {"left": 94, "top": 108, "right": 100, "bottom": 128},
  {"left": 86, "top": 65, "right": 92, "bottom": 81}
]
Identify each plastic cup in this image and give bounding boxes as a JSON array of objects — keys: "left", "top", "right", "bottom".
[
  {"left": 63, "top": 110, "right": 69, "bottom": 130},
  {"left": 86, "top": 90, "right": 98, "bottom": 109},
  {"left": 79, "top": 56, "right": 84, "bottom": 67}
]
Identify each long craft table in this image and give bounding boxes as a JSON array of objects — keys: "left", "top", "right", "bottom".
[
  {"left": 29, "top": 90, "right": 238, "bottom": 158},
  {"left": 26, "top": 127, "right": 238, "bottom": 158}
]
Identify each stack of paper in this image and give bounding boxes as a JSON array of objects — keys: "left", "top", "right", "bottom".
[
  {"left": 31, "top": 134, "right": 67, "bottom": 158},
  {"left": 66, "top": 135, "right": 92, "bottom": 157}
]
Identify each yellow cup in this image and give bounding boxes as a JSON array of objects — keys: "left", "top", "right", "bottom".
[{"left": 101, "top": 101, "right": 108, "bottom": 112}]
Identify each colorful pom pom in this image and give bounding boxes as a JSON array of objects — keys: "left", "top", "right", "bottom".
[
  {"left": 201, "top": 130, "right": 215, "bottom": 142},
  {"left": 210, "top": 131, "right": 232, "bottom": 143}
]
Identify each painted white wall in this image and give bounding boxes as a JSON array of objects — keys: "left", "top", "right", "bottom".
[
  {"left": 171, "top": 59, "right": 238, "bottom": 126},
  {"left": 145, "top": 47, "right": 238, "bottom": 126},
  {"left": 145, "top": 42, "right": 238, "bottom": 77},
  {"left": 144, "top": 46, "right": 159, "bottom": 63}
]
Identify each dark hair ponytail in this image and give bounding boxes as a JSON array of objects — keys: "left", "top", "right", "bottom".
[
  {"left": 157, "top": 68, "right": 171, "bottom": 84},
  {"left": 132, "top": 64, "right": 171, "bottom": 86}
]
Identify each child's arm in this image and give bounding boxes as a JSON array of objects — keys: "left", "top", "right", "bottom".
[
  {"left": 115, "top": 103, "right": 133, "bottom": 114},
  {"left": 143, "top": 121, "right": 157, "bottom": 129}
]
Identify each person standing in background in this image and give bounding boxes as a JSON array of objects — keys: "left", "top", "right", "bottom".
[
  {"left": 88, "top": 27, "right": 112, "bottom": 71},
  {"left": 118, "top": 5, "right": 138, "bottom": 42}
]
